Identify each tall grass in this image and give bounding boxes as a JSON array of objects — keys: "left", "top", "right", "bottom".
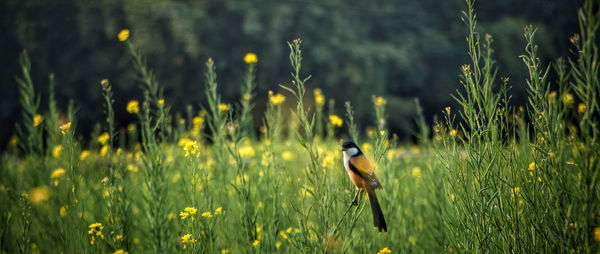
[{"left": 438, "top": 0, "right": 600, "bottom": 252}]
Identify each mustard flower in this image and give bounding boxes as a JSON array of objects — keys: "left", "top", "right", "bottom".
[
  {"left": 118, "top": 29, "right": 130, "bottom": 42},
  {"left": 377, "top": 247, "right": 391, "bottom": 254},
  {"left": 578, "top": 103, "right": 587, "bottom": 114},
  {"left": 60, "top": 122, "right": 71, "bottom": 135},
  {"left": 100, "top": 145, "right": 109, "bottom": 157},
  {"left": 218, "top": 103, "right": 230, "bottom": 112},
  {"left": 50, "top": 168, "right": 66, "bottom": 178},
  {"left": 88, "top": 222, "right": 104, "bottom": 245},
  {"left": 33, "top": 114, "right": 44, "bottom": 127},
  {"left": 97, "top": 132, "right": 110, "bottom": 145},
  {"left": 29, "top": 186, "right": 50, "bottom": 205},
  {"left": 314, "top": 88, "right": 325, "bottom": 106},
  {"left": 183, "top": 141, "right": 200, "bottom": 157},
  {"left": 562, "top": 93, "right": 574, "bottom": 105},
  {"left": 53, "top": 145, "right": 63, "bottom": 158},
  {"left": 269, "top": 91, "right": 286, "bottom": 105},
  {"left": 329, "top": 115, "right": 343, "bottom": 127},
  {"left": 374, "top": 96, "right": 387, "bottom": 107},
  {"left": 80, "top": 150, "right": 91, "bottom": 160},
  {"left": 126, "top": 100, "right": 139, "bottom": 114},
  {"left": 244, "top": 53, "right": 258, "bottom": 63}
]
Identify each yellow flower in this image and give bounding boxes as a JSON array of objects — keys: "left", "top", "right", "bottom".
[
  {"left": 80, "top": 150, "right": 91, "bottom": 160},
  {"left": 279, "top": 230, "right": 288, "bottom": 239},
  {"left": 183, "top": 141, "right": 200, "bottom": 157},
  {"left": 547, "top": 91, "right": 557, "bottom": 101},
  {"left": 528, "top": 162, "right": 537, "bottom": 171},
  {"left": 218, "top": 103, "right": 230, "bottom": 112},
  {"left": 33, "top": 114, "right": 44, "bottom": 127},
  {"left": 215, "top": 207, "right": 223, "bottom": 215},
  {"left": 244, "top": 53, "right": 258, "bottom": 63},
  {"left": 112, "top": 249, "right": 128, "bottom": 254},
  {"left": 60, "top": 122, "right": 71, "bottom": 135},
  {"left": 158, "top": 99, "right": 165, "bottom": 106},
  {"left": 362, "top": 143, "right": 372, "bottom": 153},
  {"left": 269, "top": 92, "right": 286, "bottom": 105},
  {"left": 51, "top": 168, "right": 66, "bottom": 178},
  {"left": 179, "top": 211, "right": 190, "bottom": 220},
  {"left": 578, "top": 103, "right": 587, "bottom": 114},
  {"left": 191, "top": 116, "right": 204, "bottom": 137},
  {"left": 60, "top": 206, "right": 67, "bottom": 217},
  {"left": 53, "top": 145, "right": 63, "bottom": 158},
  {"left": 594, "top": 227, "right": 600, "bottom": 241},
  {"left": 126, "top": 100, "right": 139, "bottom": 114},
  {"left": 181, "top": 233, "right": 197, "bottom": 249},
  {"left": 118, "top": 29, "right": 130, "bottom": 42},
  {"left": 314, "top": 88, "right": 325, "bottom": 106},
  {"left": 282, "top": 151, "right": 294, "bottom": 161},
  {"left": 100, "top": 145, "right": 109, "bottom": 157},
  {"left": 240, "top": 146, "right": 255, "bottom": 158},
  {"left": 101, "top": 79, "right": 109, "bottom": 86},
  {"left": 411, "top": 167, "right": 422, "bottom": 179},
  {"left": 184, "top": 207, "right": 198, "bottom": 215},
  {"left": 29, "top": 186, "right": 50, "bottom": 205},
  {"left": 562, "top": 93, "right": 574, "bottom": 105},
  {"left": 374, "top": 96, "right": 387, "bottom": 107},
  {"left": 98, "top": 132, "right": 110, "bottom": 145},
  {"left": 252, "top": 239, "right": 260, "bottom": 247},
  {"left": 180, "top": 207, "right": 197, "bottom": 220},
  {"left": 221, "top": 249, "right": 230, "bottom": 254},
  {"left": 449, "top": 129, "right": 458, "bottom": 137},
  {"left": 178, "top": 138, "right": 193, "bottom": 147},
  {"left": 377, "top": 247, "right": 391, "bottom": 254},
  {"left": 126, "top": 164, "right": 138, "bottom": 172},
  {"left": 276, "top": 241, "right": 282, "bottom": 249},
  {"left": 202, "top": 211, "right": 212, "bottom": 218},
  {"left": 88, "top": 222, "right": 104, "bottom": 245},
  {"left": 329, "top": 115, "right": 343, "bottom": 127}
]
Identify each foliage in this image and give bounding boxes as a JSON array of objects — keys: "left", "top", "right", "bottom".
[{"left": 0, "top": 0, "right": 580, "bottom": 145}]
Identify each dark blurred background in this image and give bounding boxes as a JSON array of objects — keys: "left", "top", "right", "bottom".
[{"left": 0, "top": 0, "right": 581, "bottom": 145}]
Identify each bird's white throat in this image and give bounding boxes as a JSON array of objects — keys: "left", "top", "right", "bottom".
[{"left": 346, "top": 148, "right": 359, "bottom": 157}]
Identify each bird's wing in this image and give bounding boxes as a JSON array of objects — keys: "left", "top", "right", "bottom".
[{"left": 349, "top": 155, "right": 382, "bottom": 189}]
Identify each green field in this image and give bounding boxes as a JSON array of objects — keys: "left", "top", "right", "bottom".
[{"left": 1, "top": 0, "right": 599, "bottom": 253}]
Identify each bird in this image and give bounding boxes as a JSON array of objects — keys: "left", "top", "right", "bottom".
[{"left": 341, "top": 140, "right": 387, "bottom": 232}]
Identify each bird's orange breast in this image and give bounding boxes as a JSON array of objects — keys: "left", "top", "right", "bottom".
[{"left": 344, "top": 159, "right": 367, "bottom": 189}]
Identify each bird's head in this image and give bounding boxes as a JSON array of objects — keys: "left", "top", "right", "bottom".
[{"left": 341, "top": 140, "right": 361, "bottom": 157}]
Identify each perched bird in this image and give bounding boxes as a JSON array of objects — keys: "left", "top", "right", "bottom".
[{"left": 341, "top": 141, "right": 387, "bottom": 232}]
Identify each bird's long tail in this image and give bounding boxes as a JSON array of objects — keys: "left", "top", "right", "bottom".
[{"left": 366, "top": 188, "right": 387, "bottom": 232}]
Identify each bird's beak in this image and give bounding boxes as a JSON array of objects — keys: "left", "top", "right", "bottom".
[{"left": 341, "top": 148, "right": 346, "bottom": 151}]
